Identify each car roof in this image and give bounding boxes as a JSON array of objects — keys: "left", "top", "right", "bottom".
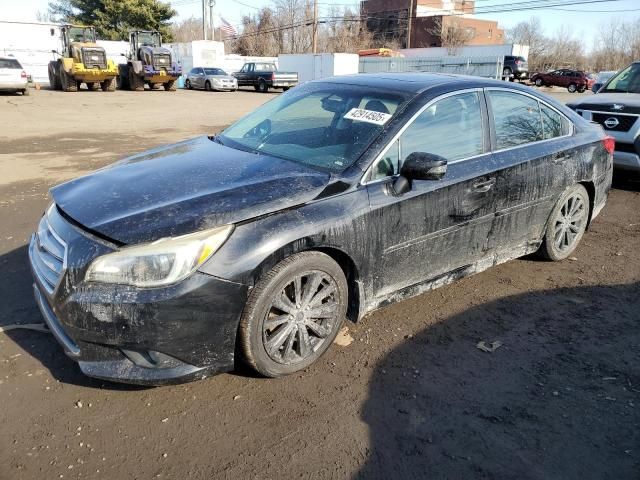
[{"left": 314, "top": 72, "right": 528, "bottom": 94}]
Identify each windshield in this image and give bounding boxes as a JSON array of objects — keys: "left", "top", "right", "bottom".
[
  {"left": 219, "top": 82, "right": 409, "bottom": 173},
  {"left": 68, "top": 27, "right": 95, "bottom": 43},
  {"left": 204, "top": 68, "right": 226, "bottom": 75},
  {"left": 138, "top": 32, "right": 160, "bottom": 47},
  {"left": 601, "top": 63, "right": 640, "bottom": 93}
]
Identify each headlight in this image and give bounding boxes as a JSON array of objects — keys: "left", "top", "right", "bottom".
[{"left": 85, "top": 225, "right": 233, "bottom": 287}]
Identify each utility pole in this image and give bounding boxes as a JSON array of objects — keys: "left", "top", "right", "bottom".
[
  {"left": 209, "top": 0, "right": 216, "bottom": 42},
  {"left": 406, "top": 0, "right": 414, "bottom": 49},
  {"left": 312, "top": 0, "right": 318, "bottom": 54},
  {"left": 202, "top": 0, "right": 207, "bottom": 40}
]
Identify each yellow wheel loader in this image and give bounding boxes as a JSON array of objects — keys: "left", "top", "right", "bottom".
[{"left": 48, "top": 25, "right": 118, "bottom": 92}]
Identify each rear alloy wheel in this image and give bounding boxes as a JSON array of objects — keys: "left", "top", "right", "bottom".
[
  {"left": 239, "top": 252, "right": 347, "bottom": 377},
  {"left": 540, "top": 184, "right": 589, "bottom": 261},
  {"left": 534, "top": 77, "right": 544, "bottom": 87},
  {"left": 258, "top": 79, "right": 269, "bottom": 93},
  {"left": 568, "top": 83, "right": 577, "bottom": 93}
]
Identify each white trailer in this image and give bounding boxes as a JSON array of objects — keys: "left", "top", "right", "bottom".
[{"left": 278, "top": 53, "right": 359, "bottom": 84}]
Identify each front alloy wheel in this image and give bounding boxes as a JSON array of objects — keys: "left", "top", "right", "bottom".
[
  {"left": 540, "top": 184, "right": 589, "bottom": 261},
  {"left": 239, "top": 252, "right": 347, "bottom": 377}
]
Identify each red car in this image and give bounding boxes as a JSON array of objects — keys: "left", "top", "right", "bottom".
[{"left": 531, "top": 69, "right": 595, "bottom": 93}]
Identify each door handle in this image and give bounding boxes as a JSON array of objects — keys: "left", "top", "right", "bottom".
[
  {"left": 472, "top": 177, "right": 496, "bottom": 193},
  {"left": 553, "top": 153, "right": 570, "bottom": 164}
]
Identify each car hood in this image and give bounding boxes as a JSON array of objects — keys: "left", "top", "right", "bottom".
[
  {"left": 568, "top": 92, "right": 640, "bottom": 113},
  {"left": 206, "top": 75, "right": 235, "bottom": 81},
  {"left": 51, "top": 136, "right": 331, "bottom": 244}
]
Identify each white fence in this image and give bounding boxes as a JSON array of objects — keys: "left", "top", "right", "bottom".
[{"left": 359, "top": 56, "right": 505, "bottom": 79}]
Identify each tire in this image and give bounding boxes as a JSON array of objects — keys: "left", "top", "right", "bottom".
[
  {"left": 101, "top": 77, "right": 116, "bottom": 91},
  {"left": 128, "top": 68, "right": 144, "bottom": 91},
  {"left": 503, "top": 67, "right": 512, "bottom": 79},
  {"left": 568, "top": 83, "right": 577, "bottom": 93},
  {"left": 238, "top": 251, "right": 348, "bottom": 377},
  {"left": 258, "top": 79, "right": 269, "bottom": 93},
  {"left": 282, "top": 86, "right": 290, "bottom": 91},
  {"left": 117, "top": 65, "right": 129, "bottom": 90},
  {"left": 204, "top": 80, "right": 212, "bottom": 92},
  {"left": 164, "top": 80, "right": 176, "bottom": 91},
  {"left": 59, "top": 67, "right": 77, "bottom": 92},
  {"left": 534, "top": 77, "right": 544, "bottom": 87},
  {"left": 21, "top": 88, "right": 29, "bottom": 96},
  {"left": 539, "top": 184, "right": 589, "bottom": 261},
  {"left": 185, "top": 79, "right": 192, "bottom": 90},
  {"left": 87, "top": 82, "right": 99, "bottom": 91},
  {"left": 48, "top": 62, "right": 61, "bottom": 90},
  {"left": 578, "top": 86, "right": 586, "bottom": 93}
]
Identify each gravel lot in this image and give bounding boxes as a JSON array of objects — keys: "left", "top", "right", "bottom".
[{"left": 1, "top": 85, "right": 639, "bottom": 480}]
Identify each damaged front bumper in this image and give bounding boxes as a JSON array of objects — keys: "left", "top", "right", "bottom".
[{"left": 28, "top": 206, "right": 248, "bottom": 385}]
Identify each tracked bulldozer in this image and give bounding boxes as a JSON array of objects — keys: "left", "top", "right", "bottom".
[
  {"left": 117, "top": 31, "right": 181, "bottom": 91},
  {"left": 48, "top": 25, "right": 118, "bottom": 92}
]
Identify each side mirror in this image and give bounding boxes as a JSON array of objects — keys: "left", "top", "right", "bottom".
[{"left": 392, "top": 152, "right": 447, "bottom": 195}]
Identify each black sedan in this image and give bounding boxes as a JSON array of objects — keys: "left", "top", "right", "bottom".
[{"left": 29, "top": 74, "right": 614, "bottom": 385}]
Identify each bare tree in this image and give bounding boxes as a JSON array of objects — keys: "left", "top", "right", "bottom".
[
  {"left": 429, "top": 17, "right": 475, "bottom": 55},
  {"left": 171, "top": 17, "right": 203, "bottom": 42},
  {"left": 35, "top": 9, "right": 55, "bottom": 22}
]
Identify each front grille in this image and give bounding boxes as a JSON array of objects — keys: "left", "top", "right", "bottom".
[
  {"left": 591, "top": 112, "right": 638, "bottom": 132},
  {"left": 30, "top": 212, "right": 67, "bottom": 294},
  {"left": 153, "top": 54, "right": 171, "bottom": 70},
  {"left": 82, "top": 48, "right": 107, "bottom": 69}
]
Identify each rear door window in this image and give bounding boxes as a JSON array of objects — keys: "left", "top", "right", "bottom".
[
  {"left": 541, "top": 104, "right": 572, "bottom": 139},
  {"left": 488, "top": 90, "right": 543, "bottom": 149}
]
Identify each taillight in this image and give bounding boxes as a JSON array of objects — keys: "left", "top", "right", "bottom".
[
  {"left": 515, "top": 60, "right": 521, "bottom": 65},
  {"left": 602, "top": 136, "right": 615, "bottom": 155},
  {"left": 271, "top": 72, "right": 275, "bottom": 81},
  {"left": 21, "top": 70, "right": 27, "bottom": 78}
]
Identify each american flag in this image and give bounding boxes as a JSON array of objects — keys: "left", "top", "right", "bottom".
[{"left": 220, "top": 17, "right": 237, "bottom": 38}]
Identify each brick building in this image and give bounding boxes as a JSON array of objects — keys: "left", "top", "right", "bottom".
[{"left": 361, "top": 0, "right": 504, "bottom": 49}]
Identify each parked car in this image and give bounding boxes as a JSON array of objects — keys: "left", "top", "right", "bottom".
[
  {"left": 567, "top": 61, "right": 640, "bottom": 173},
  {"left": 232, "top": 62, "right": 298, "bottom": 93},
  {"left": 531, "top": 69, "right": 595, "bottom": 93},
  {"left": 591, "top": 70, "right": 617, "bottom": 93},
  {"left": 0, "top": 56, "right": 29, "bottom": 95},
  {"left": 185, "top": 67, "right": 237, "bottom": 91},
  {"left": 30, "top": 73, "right": 613, "bottom": 385},
  {"left": 503, "top": 55, "right": 529, "bottom": 80}
]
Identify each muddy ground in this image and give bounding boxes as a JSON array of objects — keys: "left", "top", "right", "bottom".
[{"left": 0, "top": 87, "right": 639, "bottom": 480}]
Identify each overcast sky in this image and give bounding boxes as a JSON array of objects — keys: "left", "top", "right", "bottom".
[{"left": 3, "top": 0, "right": 640, "bottom": 41}]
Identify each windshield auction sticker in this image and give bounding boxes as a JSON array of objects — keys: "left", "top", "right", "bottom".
[{"left": 344, "top": 108, "right": 392, "bottom": 126}]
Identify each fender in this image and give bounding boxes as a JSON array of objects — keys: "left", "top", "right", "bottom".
[
  {"left": 60, "top": 57, "right": 74, "bottom": 73},
  {"left": 130, "top": 60, "right": 143, "bottom": 75}
]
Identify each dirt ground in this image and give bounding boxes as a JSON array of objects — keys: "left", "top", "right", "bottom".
[{"left": 0, "top": 86, "right": 639, "bottom": 480}]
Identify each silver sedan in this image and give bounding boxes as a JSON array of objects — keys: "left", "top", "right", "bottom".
[{"left": 185, "top": 67, "right": 238, "bottom": 91}]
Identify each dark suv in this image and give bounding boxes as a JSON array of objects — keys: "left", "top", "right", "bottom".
[
  {"left": 531, "top": 69, "right": 595, "bottom": 93},
  {"left": 503, "top": 55, "right": 528, "bottom": 80}
]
